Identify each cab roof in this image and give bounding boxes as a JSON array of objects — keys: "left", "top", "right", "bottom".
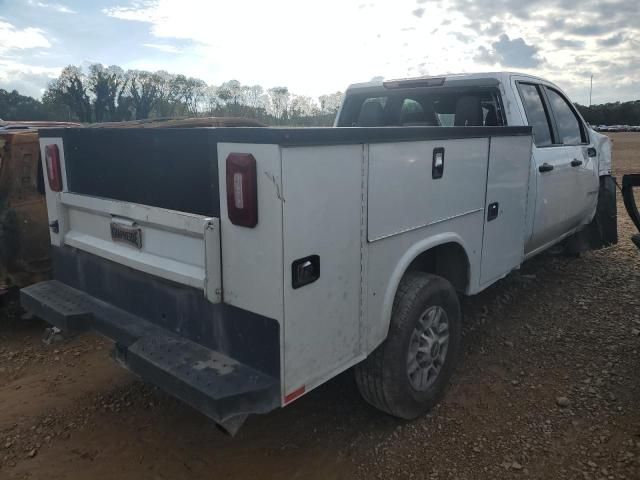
[{"left": 345, "top": 72, "right": 548, "bottom": 93}]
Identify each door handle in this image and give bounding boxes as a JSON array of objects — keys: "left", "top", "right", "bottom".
[
  {"left": 538, "top": 163, "right": 554, "bottom": 173},
  {"left": 432, "top": 147, "right": 445, "bottom": 179},
  {"left": 487, "top": 202, "right": 499, "bottom": 221},
  {"left": 571, "top": 159, "right": 583, "bottom": 167}
]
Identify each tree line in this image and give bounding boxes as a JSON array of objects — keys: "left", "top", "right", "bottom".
[
  {"left": 2, "top": 64, "right": 639, "bottom": 127},
  {"left": 1, "top": 63, "right": 344, "bottom": 126},
  {"left": 575, "top": 101, "right": 640, "bottom": 126}
]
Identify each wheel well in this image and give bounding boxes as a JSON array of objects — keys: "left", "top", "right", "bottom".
[{"left": 405, "top": 242, "right": 469, "bottom": 293}]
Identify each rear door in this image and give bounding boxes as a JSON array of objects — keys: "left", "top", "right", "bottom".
[{"left": 515, "top": 81, "right": 575, "bottom": 253}]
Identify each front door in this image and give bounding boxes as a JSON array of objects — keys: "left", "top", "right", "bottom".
[
  {"left": 542, "top": 86, "right": 599, "bottom": 227},
  {"left": 516, "top": 82, "right": 576, "bottom": 253}
]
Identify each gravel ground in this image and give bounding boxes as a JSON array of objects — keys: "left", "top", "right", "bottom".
[{"left": 0, "top": 133, "right": 638, "bottom": 480}]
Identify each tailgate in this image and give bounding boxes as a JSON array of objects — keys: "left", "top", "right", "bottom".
[{"left": 39, "top": 129, "right": 221, "bottom": 303}]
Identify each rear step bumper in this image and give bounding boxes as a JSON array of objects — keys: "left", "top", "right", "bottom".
[{"left": 21, "top": 280, "right": 280, "bottom": 434}]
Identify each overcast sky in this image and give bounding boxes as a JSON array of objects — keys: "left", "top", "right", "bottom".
[{"left": 0, "top": 0, "right": 638, "bottom": 104}]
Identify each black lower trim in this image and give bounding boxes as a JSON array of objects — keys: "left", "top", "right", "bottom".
[
  {"left": 21, "top": 279, "right": 279, "bottom": 429},
  {"left": 51, "top": 246, "right": 280, "bottom": 379}
]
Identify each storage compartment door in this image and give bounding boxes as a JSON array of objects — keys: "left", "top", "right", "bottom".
[
  {"left": 480, "top": 136, "right": 532, "bottom": 286},
  {"left": 281, "top": 145, "right": 364, "bottom": 397}
]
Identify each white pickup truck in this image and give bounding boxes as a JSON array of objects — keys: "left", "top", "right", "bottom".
[{"left": 22, "top": 72, "right": 617, "bottom": 434}]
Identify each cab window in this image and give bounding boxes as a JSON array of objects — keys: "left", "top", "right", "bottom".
[
  {"left": 545, "top": 87, "right": 586, "bottom": 145},
  {"left": 517, "top": 83, "right": 553, "bottom": 147},
  {"left": 338, "top": 89, "right": 504, "bottom": 127}
]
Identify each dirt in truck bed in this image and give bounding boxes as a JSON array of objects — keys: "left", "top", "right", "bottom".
[{"left": 1, "top": 132, "right": 639, "bottom": 480}]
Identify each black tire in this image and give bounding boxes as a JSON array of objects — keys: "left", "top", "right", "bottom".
[{"left": 355, "top": 272, "right": 461, "bottom": 419}]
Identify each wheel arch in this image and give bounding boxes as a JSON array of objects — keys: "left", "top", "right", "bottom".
[{"left": 374, "top": 233, "right": 472, "bottom": 353}]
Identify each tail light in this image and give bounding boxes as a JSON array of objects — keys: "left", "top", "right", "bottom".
[
  {"left": 44, "top": 144, "right": 62, "bottom": 192},
  {"left": 226, "top": 153, "right": 258, "bottom": 228}
]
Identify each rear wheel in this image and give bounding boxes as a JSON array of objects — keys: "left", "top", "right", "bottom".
[{"left": 355, "top": 272, "right": 461, "bottom": 419}]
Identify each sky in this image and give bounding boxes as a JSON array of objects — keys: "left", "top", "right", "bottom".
[{"left": 0, "top": 0, "right": 638, "bottom": 105}]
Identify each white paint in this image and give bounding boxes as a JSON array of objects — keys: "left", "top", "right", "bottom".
[
  {"left": 479, "top": 135, "right": 532, "bottom": 286},
  {"left": 366, "top": 216, "right": 484, "bottom": 353},
  {"left": 217, "top": 143, "right": 284, "bottom": 323},
  {"left": 39, "top": 136, "right": 67, "bottom": 247},
  {"left": 506, "top": 73, "right": 601, "bottom": 254},
  {"left": 281, "top": 144, "right": 363, "bottom": 394},
  {"left": 38, "top": 161, "right": 219, "bottom": 293},
  {"left": 368, "top": 138, "right": 489, "bottom": 241}
]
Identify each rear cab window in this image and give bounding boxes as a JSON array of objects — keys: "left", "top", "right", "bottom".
[{"left": 337, "top": 87, "right": 505, "bottom": 128}]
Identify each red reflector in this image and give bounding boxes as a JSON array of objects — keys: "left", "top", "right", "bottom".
[
  {"left": 45, "top": 144, "right": 62, "bottom": 192},
  {"left": 284, "top": 385, "right": 306, "bottom": 404},
  {"left": 226, "top": 153, "right": 258, "bottom": 228}
]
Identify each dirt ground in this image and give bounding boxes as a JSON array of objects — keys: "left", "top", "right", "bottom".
[{"left": 1, "top": 133, "right": 639, "bottom": 480}]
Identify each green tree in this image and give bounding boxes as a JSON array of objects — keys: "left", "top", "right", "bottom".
[
  {"left": 0, "top": 89, "right": 51, "bottom": 120},
  {"left": 44, "top": 66, "right": 92, "bottom": 122},
  {"left": 88, "top": 64, "right": 125, "bottom": 122},
  {"left": 128, "top": 70, "right": 161, "bottom": 120}
]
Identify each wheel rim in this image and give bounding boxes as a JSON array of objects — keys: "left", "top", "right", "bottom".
[{"left": 407, "top": 305, "right": 450, "bottom": 392}]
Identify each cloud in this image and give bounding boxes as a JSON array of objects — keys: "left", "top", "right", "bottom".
[
  {"left": 102, "top": 3, "right": 157, "bottom": 22},
  {"left": 474, "top": 34, "right": 543, "bottom": 68},
  {"left": 597, "top": 32, "right": 627, "bottom": 47},
  {"left": 539, "top": 18, "right": 565, "bottom": 34},
  {"left": 143, "top": 43, "right": 181, "bottom": 53},
  {"left": 0, "top": 61, "right": 61, "bottom": 97},
  {"left": 553, "top": 38, "right": 586, "bottom": 49},
  {"left": 28, "top": 1, "right": 77, "bottom": 14},
  {"left": 567, "top": 23, "right": 612, "bottom": 37},
  {"left": 0, "top": 19, "right": 51, "bottom": 54},
  {"left": 450, "top": 32, "right": 472, "bottom": 44},
  {"left": 474, "top": 46, "right": 494, "bottom": 64},
  {"left": 1, "top": 0, "right": 631, "bottom": 105}
]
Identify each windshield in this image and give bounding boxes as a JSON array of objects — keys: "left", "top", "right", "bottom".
[{"left": 337, "top": 88, "right": 505, "bottom": 127}]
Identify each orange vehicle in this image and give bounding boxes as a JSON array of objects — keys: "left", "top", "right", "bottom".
[{"left": 0, "top": 121, "right": 80, "bottom": 292}]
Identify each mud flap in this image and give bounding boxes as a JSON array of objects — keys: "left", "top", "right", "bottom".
[
  {"left": 622, "top": 174, "right": 640, "bottom": 250},
  {"left": 566, "top": 175, "right": 618, "bottom": 253}
]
